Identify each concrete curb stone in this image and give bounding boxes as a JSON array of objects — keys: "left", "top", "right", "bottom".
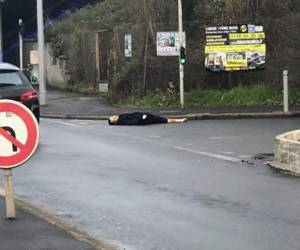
[
  {"left": 41, "top": 111, "right": 300, "bottom": 121},
  {"left": 0, "top": 190, "right": 117, "bottom": 250}
]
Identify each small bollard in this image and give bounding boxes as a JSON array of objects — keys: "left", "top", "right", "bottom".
[{"left": 283, "top": 70, "right": 289, "bottom": 113}]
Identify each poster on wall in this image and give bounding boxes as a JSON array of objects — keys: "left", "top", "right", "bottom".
[
  {"left": 157, "top": 32, "right": 186, "bottom": 56},
  {"left": 30, "top": 50, "right": 39, "bottom": 64},
  {"left": 125, "top": 33, "right": 132, "bottom": 58},
  {"left": 204, "top": 24, "right": 266, "bottom": 72}
]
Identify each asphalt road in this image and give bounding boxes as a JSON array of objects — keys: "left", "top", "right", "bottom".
[{"left": 1, "top": 118, "right": 300, "bottom": 250}]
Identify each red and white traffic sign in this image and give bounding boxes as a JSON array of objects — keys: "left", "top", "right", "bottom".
[{"left": 0, "top": 100, "right": 39, "bottom": 169}]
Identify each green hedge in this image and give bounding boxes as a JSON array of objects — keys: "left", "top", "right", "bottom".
[{"left": 121, "top": 84, "right": 300, "bottom": 108}]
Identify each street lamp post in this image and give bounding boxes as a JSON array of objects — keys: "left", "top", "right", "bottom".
[
  {"left": 0, "top": 0, "right": 5, "bottom": 62},
  {"left": 37, "top": 0, "right": 47, "bottom": 105},
  {"left": 178, "top": 0, "right": 184, "bottom": 109},
  {"left": 18, "top": 19, "right": 23, "bottom": 69}
]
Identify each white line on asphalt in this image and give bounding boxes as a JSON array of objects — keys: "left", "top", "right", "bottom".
[
  {"left": 174, "top": 146, "right": 241, "bottom": 163},
  {"left": 238, "top": 155, "right": 253, "bottom": 158},
  {"left": 146, "top": 135, "right": 161, "bottom": 138},
  {"left": 69, "top": 120, "right": 96, "bottom": 125},
  {"left": 45, "top": 119, "right": 78, "bottom": 126},
  {"left": 210, "top": 136, "right": 238, "bottom": 140},
  {"left": 219, "top": 151, "right": 235, "bottom": 155},
  {"left": 45, "top": 119, "right": 95, "bottom": 127},
  {"left": 56, "top": 121, "right": 79, "bottom": 127},
  {"left": 40, "top": 140, "right": 66, "bottom": 144},
  {"left": 104, "top": 129, "right": 242, "bottom": 163}
]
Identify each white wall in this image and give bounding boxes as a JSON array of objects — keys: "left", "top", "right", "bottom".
[
  {"left": 24, "top": 41, "right": 69, "bottom": 89},
  {"left": 45, "top": 44, "right": 69, "bottom": 88}
]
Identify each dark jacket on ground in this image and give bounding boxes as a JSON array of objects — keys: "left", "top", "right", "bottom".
[{"left": 110, "top": 112, "right": 168, "bottom": 125}]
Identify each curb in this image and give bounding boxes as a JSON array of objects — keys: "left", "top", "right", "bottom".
[
  {"left": 40, "top": 111, "right": 300, "bottom": 121},
  {"left": 0, "top": 190, "right": 118, "bottom": 250}
]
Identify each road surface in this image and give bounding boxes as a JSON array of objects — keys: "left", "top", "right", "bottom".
[{"left": 1, "top": 118, "right": 300, "bottom": 250}]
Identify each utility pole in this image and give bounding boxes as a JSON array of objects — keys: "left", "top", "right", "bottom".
[
  {"left": 178, "top": 0, "right": 184, "bottom": 109},
  {"left": 0, "top": 0, "right": 5, "bottom": 62},
  {"left": 37, "top": 0, "right": 47, "bottom": 105},
  {"left": 18, "top": 19, "right": 23, "bottom": 69}
]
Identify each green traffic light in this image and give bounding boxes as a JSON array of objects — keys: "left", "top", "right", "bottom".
[{"left": 180, "top": 46, "right": 186, "bottom": 65}]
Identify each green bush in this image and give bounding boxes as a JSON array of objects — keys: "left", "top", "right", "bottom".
[{"left": 120, "top": 84, "right": 300, "bottom": 108}]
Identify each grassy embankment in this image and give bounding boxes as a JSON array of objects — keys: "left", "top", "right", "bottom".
[{"left": 120, "top": 84, "right": 300, "bottom": 108}]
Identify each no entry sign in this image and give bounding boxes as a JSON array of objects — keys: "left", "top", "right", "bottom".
[{"left": 0, "top": 100, "right": 39, "bottom": 169}]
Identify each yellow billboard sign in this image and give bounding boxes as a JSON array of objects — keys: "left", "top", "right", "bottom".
[
  {"left": 229, "top": 32, "right": 265, "bottom": 40},
  {"left": 205, "top": 44, "right": 266, "bottom": 54},
  {"left": 225, "top": 59, "right": 248, "bottom": 67},
  {"left": 205, "top": 24, "right": 266, "bottom": 72}
]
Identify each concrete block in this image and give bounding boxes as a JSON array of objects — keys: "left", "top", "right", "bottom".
[{"left": 273, "top": 130, "right": 300, "bottom": 175}]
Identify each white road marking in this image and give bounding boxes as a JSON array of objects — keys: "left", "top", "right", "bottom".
[
  {"left": 210, "top": 136, "right": 238, "bottom": 140},
  {"left": 239, "top": 155, "right": 253, "bottom": 158},
  {"left": 146, "top": 135, "right": 161, "bottom": 138},
  {"left": 44, "top": 119, "right": 94, "bottom": 127},
  {"left": 174, "top": 146, "right": 241, "bottom": 163},
  {"left": 94, "top": 127, "right": 243, "bottom": 163},
  {"left": 55, "top": 121, "right": 79, "bottom": 127},
  {"left": 40, "top": 140, "right": 66, "bottom": 144},
  {"left": 45, "top": 119, "right": 78, "bottom": 126},
  {"left": 70, "top": 120, "right": 95, "bottom": 125},
  {"left": 220, "top": 151, "right": 235, "bottom": 155}
]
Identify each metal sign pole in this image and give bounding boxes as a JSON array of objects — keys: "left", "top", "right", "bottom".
[
  {"left": 178, "top": 0, "right": 184, "bottom": 109},
  {"left": 37, "top": 0, "right": 47, "bottom": 105},
  {"left": 4, "top": 169, "right": 16, "bottom": 219},
  {"left": 0, "top": 2, "right": 3, "bottom": 62}
]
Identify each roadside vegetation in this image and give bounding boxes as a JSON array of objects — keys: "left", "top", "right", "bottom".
[
  {"left": 47, "top": 0, "right": 300, "bottom": 106},
  {"left": 120, "top": 84, "right": 300, "bottom": 108}
]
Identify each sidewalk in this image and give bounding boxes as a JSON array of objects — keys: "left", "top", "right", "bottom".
[
  {"left": 0, "top": 196, "right": 98, "bottom": 250},
  {"left": 40, "top": 87, "right": 300, "bottom": 120}
]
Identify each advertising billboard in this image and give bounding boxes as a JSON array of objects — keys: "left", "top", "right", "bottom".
[
  {"left": 125, "top": 33, "right": 132, "bottom": 58},
  {"left": 157, "top": 32, "right": 186, "bottom": 56},
  {"left": 205, "top": 24, "right": 266, "bottom": 72}
]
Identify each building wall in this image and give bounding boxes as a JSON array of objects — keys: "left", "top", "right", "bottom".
[
  {"left": 45, "top": 44, "right": 69, "bottom": 88},
  {"left": 24, "top": 40, "right": 69, "bottom": 89}
]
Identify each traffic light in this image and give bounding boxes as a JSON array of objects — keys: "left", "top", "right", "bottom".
[{"left": 180, "top": 46, "right": 186, "bottom": 65}]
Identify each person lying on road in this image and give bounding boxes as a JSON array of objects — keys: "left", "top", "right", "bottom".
[{"left": 108, "top": 112, "right": 187, "bottom": 125}]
